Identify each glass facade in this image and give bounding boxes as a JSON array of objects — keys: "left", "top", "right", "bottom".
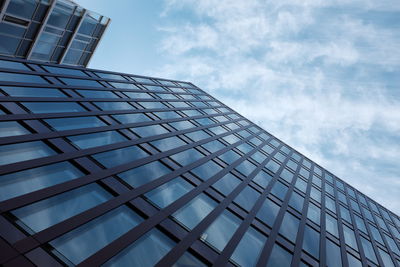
[
  {"left": 0, "top": 0, "right": 110, "bottom": 66},
  {"left": 0, "top": 57, "right": 399, "bottom": 267}
]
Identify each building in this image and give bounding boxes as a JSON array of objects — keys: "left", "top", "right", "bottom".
[
  {"left": 0, "top": 56, "right": 399, "bottom": 267},
  {"left": 0, "top": 0, "right": 110, "bottom": 66}
]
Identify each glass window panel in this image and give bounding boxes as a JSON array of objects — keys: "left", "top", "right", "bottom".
[
  {"left": 118, "top": 161, "right": 171, "bottom": 188},
  {"left": 50, "top": 206, "right": 143, "bottom": 265},
  {"left": 267, "top": 243, "right": 292, "bottom": 267},
  {"left": 93, "top": 145, "right": 148, "bottom": 168},
  {"left": 60, "top": 78, "right": 102, "bottom": 87},
  {"left": 77, "top": 89, "right": 118, "bottom": 98},
  {"left": 1, "top": 86, "right": 65, "bottom": 97},
  {"left": 378, "top": 248, "right": 395, "bottom": 267},
  {"left": 289, "top": 192, "right": 304, "bottom": 212},
  {"left": 212, "top": 173, "right": 241, "bottom": 196},
  {"left": 310, "top": 187, "right": 321, "bottom": 202},
  {"left": 251, "top": 151, "right": 267, "bottom": 164},
  {"left": 347, "top": 253, "right": 362, "bottom": 267},
  {"left": 112, "top": 113, "right": 150, "bottom": 124},
  {"left": 151, "top": 136, "right": 186, "bottom": 152},
  {"left": 369, "top": 223, "right": 383, "bottom": 244},
  {"left": 299, "top": 168, "right": 309, "bottom": 178},
  {"left": 104, "top": 228, "right": 175, "bottom": 267},
  {"left": 253, "top": 170, "right": 273, "bottom": 188},
  {"left": 43, "top": 66, "right": 87, "bottom": 77},
  {"left": 22, "top": 102, "right": 84, "bottom": 113},
  {"left": 173, "top": 194, "right": 217, "bottom": 230},
  {"left": 0, "top": 121, "right": 29, "bottom": 137},
  {"left": 145, "top": 177, "right": 193, "bottom": 208},
  {"left": 0, "top": 141, "right": 55, "bottom": 166},
  {"left": 256, "top": 198, "right": 280, "bottom": 227},
  {"left": 201, "top": 210, "right": 241, "bottom": 252},
  {"left": 302, "top": 225, "right": 320, "bottom": 259},
  {"left": 185, "top": 130, "right": 210, "bottom": 142},
  {"left": 222, "top": 134, "right": 240, "bottom": 145},
  {"left": 360, "top": 237, "right": 378, "bottom": 264},
  {"left": 132, "top": 125, "right": 168, "bottom": 137},
  {"left": 307, "top": 203, "right": 320, "bottom": 225},
  {"left": 237, "top": 143, "right": 253, "bottom": 154},
  {"left": 265, "top": 160, "right": 280, "bottom": 173},
  {"left": 384, "top": 234, "right": 400, "bottom": 256},
  {"left": 124, "top": 92, "right": 151, "bottom": 99},
  {"left": 170, "top": 148, "right": 203, "bottom": 166},
  {"left": 326, "top": 239, "right": 342, "bottom": 267},
  {"left": 279, "top": 212, "right": 299, "bottom": 243},
  {"left": 0, "top": 161, "right": 82, "bottom": 201},
  {"left": 68, "top": 131, "right": 126, "bottom": 149},
  {"left": 325, "top": 197, "right": 336, "bottom": 213},
  {"left": 169, "top": 120, "right": 195, "bottom": 130},
  {"left": 280, "top": 169, "right": 294, "bottom": 183},
  {"left": 231, "top": 227, "right": 266, "bottom": 267},
  {"left": 110, "top": 82, "right": 138, "bottom": 89},
  {"left": 172, "top": 251, "right": 207, "bottom": 267},
  {"left": 343, "top": 225, "right": 358, "bottom": 250},
  {"left": 271, "top": 181, "right": 288, "bottom": 200},
  {"left": 191, "top": 160, "right": 223, "bottom": 181},
  {"left": 0, "top": 60, "right": 30, "bottom": 70},
  {"left": 94, "top": 101, "right": 135, "bottom": 111},
  {"left": 154, "top": 111, "right": 181, "bottom": 120},
  {"left": 201, "top": 140, "right": 225, "bottom": 153},
  {"left": 350, "top": 199, "right": 361, "bottom": 214},
  {"left": 0, "top": 72, "right": 47, "bottom": 84},
  {"left": 234, "top": 186, "right": 260, "bottom": 211},
  {"left": 286, "top": 160, "right": 297, "bottom": 170},
  {"left": 139, "top": 101, "right": 166, "bottom": 109},
  {"left": 218, "top": 150, "right": 241, "bottom": 164},
  {"left": 295, "top": 178, "right": 307, "bottom": 192},
  {"left": 235, "top": 160, "right": 256, "bottom": 176},
  {"left": 326, "top": 214, "right": 339, "bottom": 238},
  {"left": 45, "top": 116, "right": 105, "bottom": 131},
  {"left": 12, "top": 184, "right": 111, "bottom": 232},
  {"left": 354, "top": 215, "right": 367, "bottom": 233}
]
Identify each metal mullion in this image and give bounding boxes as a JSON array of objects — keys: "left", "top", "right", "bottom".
[
  {"left": 12, "top": 129, "right": 264, "bottom": 255},
  {"left": 0, "top": 111, "right": 236, "bottom": 145},
  {"left": 316, "top": 165, "right": 327, "bottom": 267},
  {"left": 0, "top": 116, "right": 243, "bottom": 176},
  {"left": 0, "top": 104, "right": 226, "bottom": 122},
  {"left": 214, "top": 147, "right": 292, "bottom": 266},
  {"left": 0, "top": 124, "right": 255, "bottom": 212},
  {"left": 256, "top": 158, "right": 309, "bottom": 267}
]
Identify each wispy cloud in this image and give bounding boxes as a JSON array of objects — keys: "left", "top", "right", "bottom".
[{"left": 155, "top": 0, "right": 400, "bottom": 214}]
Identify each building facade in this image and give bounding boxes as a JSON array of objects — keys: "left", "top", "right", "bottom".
[
  {"left": 0, "top": 0, "right": 110, "bottom": 66},
  {"left": 0, "top": 57, "right": 399, "bottom": 267}
]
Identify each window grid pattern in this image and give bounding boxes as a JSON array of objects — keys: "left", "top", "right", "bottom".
[{"left": 0, "top": 57, "right": 399, "bottom": 267}]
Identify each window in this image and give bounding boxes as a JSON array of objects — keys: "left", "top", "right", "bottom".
[
  {"left": 112, "top": 113, "right": 151, "bottom": 124},
  {"left": 132, "top": 125, "right": 168, "bottom": 137},
  {"left": 280, "top": 169, "right": 294, "bottom": 183},
  {"left": 151, "top": 136, "right": 186, "bottom": 152},
  {"left": 60, "top": 78, "right": 102, "bottom": 87},
  {"left": 271, "top": 181, "right": 288, "bottom": 200},
  {"left": 378, "top": 248, "right": 395, "bottom": 267},
  {"left": 50, "top": 206, "right": 143, "bottom": 265},
  {"left": 201, "top": 140, "right": 225, "bottom": 153},
  {"left": 0, "top": 121, "right": 29, "bottom": 137},
  {"left": 191, "top": 161, "right": 223, "bottom": 181},
  {"left": 302, "top": 225, "right": 320, "bottom": 259},
  {"left": 267, "top": 243, "right": 292, "bottom": 267},
  {"left": 22, "top": 102, "right": 85, "bottom": 113},
  {"left": 103, "top": 229, "right": 175, "bottom": 267},
  {"left": 0, "top": 141, "right": 55, "bottom": 166},
  {"left": 279, "top": 212, "right": 299, "bottom": 243},
  {"left": 256, "top": 198, "right": 280, "bottom": 227},
  {"left": 218, "top": 150, "right": 241, "bottom": 164},
  {"left": 310, "top": 187, "right": 321, "bottom": 202},
  {"left": 93, "top": 145, "right": 148, "bottom": 168},
  {"left": 343, "top": 225, "right": 358, "bottom": 250},
  {"left": 325, "top": 197, "right": 336, "bottom": 213},
  {"left": 185, "top": 130, "right": 210, "bottom": 142},
  {"left": 94, "top": 101, "right": 135, "bottom": 111},
  {"left": 295, "top": 178, "right": 307, "bottom": 192},
  {"left": 326, "top": 239, "right": 342, "bottom": 267},
  {"left": 201, "top": 210, "right": 241, "bottom": 252},
  {"left": 169, "top": 120, "right": 195, "bottom": 130},
  {"left": 253, "top": 171, "right": 273, "bottom": 188},
  {"left": 354, "top": 215, "right": 367, "bottom": 233},
  {"left": 68, "top": 131, "right": 126, "bottom": 149},
  {"left": 235, "top": 160, "right": 257, "bottom": 176},
  {"left": 360, "top": 237, "right": 378, "bottom": 264},
  {"left": 307, "top": 203, "right": 320, "bottom": 225},
  {"left": 212, "top": 173, "right": 241, "bottom": 196},
  {"left": 170, "top": 148, "right": 203, "bottom": 166},
  {"left": 12, "top": 184, "right": 111, "bottom": 232},
  {"left": 347, "top": 253, "right": 362, "bottom": 267},
  {"left": 234, "top": 186, "right": 260, "bottom": 211},
  {"left": 325, "top": 214, "right": 339, "bottom": 238},
  {"left": 118, "top": 161, "right": 171, "bottom": 188},
  {"left": 145, "top": 177, "right": 193, "bottom": 208},
  {"left": 173, "top": 194, "right": 217, "bottom": 230},
  {"left": 139, "top": 101, "right": 166, "bottom": 109},
  {"left": 288, "top": 192, "right": 304, "bottom": 212},
  {"left": 0, "top": 72, "right": 47, "bottom": 84},
  {"left": 231, "top": 227, "right": 266, "bottom": 267},
  {"left": 77, "top": 89, "right": 118, "bottom": 98},
  {"left": 265, "top": 160, "right": 280, "bottom": 173},
  {"left": 173, "top": 252, "right": 207, "bottom": 267},
  {"left": 45, "top": 116, "right": 106, "bottom": 131},
  {"left": 237, "top": 143, "right": 253, "bottom": 154},
  {"left": 1, "top": 86, "right": 65, "bottom": 97},
  {"left": 0, "top": 161, "right": 83, "bottom": 201},
  {"left": 251, "top": 151, "right": 267, "bottom": 164}
]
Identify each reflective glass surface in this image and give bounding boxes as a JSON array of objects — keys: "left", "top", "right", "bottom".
[
  {"left": 257, "top": 198, "right": 280, "bottom": 227},
  {"left": 0, "top": 141, "right": 55, "bottom": 166},
  {"left": 45, "top": 116, "right": 106, "bottom": 131},
  {"left": 0, "top": 121, "right": 29, "bottom": 137},
  {"left": 267, "top": 243, "right": 292, "bottom": 267},
  {"left": 93, "top": 146, "right": 148, "bottom": 168},
  {"left": 118, "top": 161, "right": 171, "bottom": 188},
  {"left": 231, "top": 227, "right": 266, "bottom": 267},
  {"left": 190, "top": 160, "right": 223, "bottom": 181},
  {"left": 212, "top": 173, "right": 241, "bottom": 196},
  {"left": 234, "top": 186, "right": 260, "bottom": 211},
  {"left": 68, "top": 131, "right": 126, "bottom": 149},
  {"left": 279, "top": 212, "right": 299, "bottom": 243},
  {"left": 302, "top": 225, "right": 320, "bottom": 259},
  {"left": 326, "top": 239, "right": 342, "bottom": 267},
  {"left": 23, "top": 102, "right": 85, "bottom": 113}
]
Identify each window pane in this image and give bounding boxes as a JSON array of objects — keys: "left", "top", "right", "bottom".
[
  {"left": 112, "top": 113, "right": 151, "bottom": 124},
  {"left": 212, "top": 173, "right": 241, "bottom": 196},
  {"left": 326, "top": 214, "right": 339, "bottom": 238},
  {"left": 191, "top": 160, "right": 223, "bottom": 181},
  {"left": 0, "top": 161, "right": 82, "bottom": 201},
  {"left": 256, "top": 198, "right": 280, "bottom": 227},
  {"left": 302, "top": 225, "right": 320, "bottom": 259},
  {"left": 22, "top": 102, "right": 85, "bottom": 113},
  {"left": 288, "top": 192, "right": 304, "bottom": 212},
  {"left": 271, "top": 181, "right": 288, "bottom": 200},
  {"left": 170, "top": 148, "right": 203, "bottom": 166},
  {"left": 60, "top": 78, "right": 102, "bottom": 87},
  {"left": 234, "top": 186, "right": 260, "bottom": 211},
  {"left": 378, "top": 248, "right": 395, "bottom": 267},
  {"left": 0, "top": 121, "right": 29, "bottom": 137},
  {"left": 68, "top": 131, "right": 126, "bottom": 149},
  {"left": 118, "top": 161, "right": 171, "bottom": 188},
  {"left": 0, "top": 72, "right": 47, "bottom": 84},
  {"left": 173, "top": 194, "right": 217, "bottom": 230},
  {"left": 104, "top": 228, "right": 175, "bottom": 267},
  {"left": 267, "top": 243, "right": 292, "bottom": 267},
  {"left": 231, "top": 227, "right": 266, "bottom": 267},
  {"left": 0, "top": 141, "right": 55, "bottom": 166},
  {"left": 265, "top": 160, "right": 280, "bottom": 173},
  {"left": 360, "top": 237, "right": 378, "bottom": 264},
  {"left": 326, "top": 239, "right": 342, "bottom": 267},
  {"left": 347, "top": 253, "right": 362, "bottom": 267},
  {"left": 201, "top": 210, "right": 241, "bottom": 252},
  {"left": 235, "top": 160, "right": 257, "bottom": 176},
  {"left": 50, "top": 206, "right": 143, "bottom": 264},
  {"left": 343, "top": 225, "right": 358, "bottom": 250},
  {"left": 280, "top": 169, "right": 294, "bottom": 183},
  {"left": 12, "top": 184, "right": 111, "bottom": 232},
  {"left": 132, "top": 125, "right": 168, "bottom": 137},
  {"left": 172, "top": 251, "right": 206, "bottom": 267},
  {"left": 151, "top": 136, "right": 186, "bottom": 152},
  {"left": 307, "top": 203, "right": 320, "bottom": 225},
  {"left": 93, "top": 146, "right": 148, "bottom": 168},
  {"left": 45, "top": 116, "right": 105, "bottom": 131},
  {"left": 77, "top": 89, "right": 118, "bottom": 98},
  {"left": 218, "top": 150, "right": 241, "bottom": 164},
  {"left": 145, "top": 177, "right": 193, "bottom": 208},
  {"left": 279, "top": 212, "right": 299, "bottom": 243},
  {"left": 253, "top": 171, "right": 273, "bottom": 188},
  {"left": 95, "top": 101, "right": 134, "bottom": 111},
  {"left": 1, "top": 86, "right": 65, "bottom": 97}
]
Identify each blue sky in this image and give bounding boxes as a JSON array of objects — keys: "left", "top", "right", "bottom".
[{"left": 76, "top": 0, "right": 400, "bottom": 214}]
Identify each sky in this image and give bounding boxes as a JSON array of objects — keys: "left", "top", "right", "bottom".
[{"left": 76, "top": 0, "right": 400, "bottom": 215}]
